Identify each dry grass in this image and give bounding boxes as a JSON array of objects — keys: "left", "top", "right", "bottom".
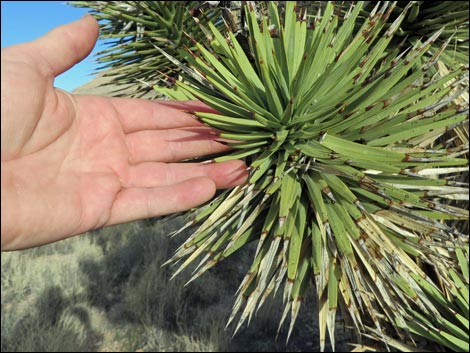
[{"left": 1, "top": 217, "right": 340, "bottom": 352}]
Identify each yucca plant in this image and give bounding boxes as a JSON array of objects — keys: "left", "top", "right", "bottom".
[
  {"left": 156, "top": 2, "right": 469, "bottom": 351},
  {"left": 71, "top": 1, "right": 225, "bottom": 98}
]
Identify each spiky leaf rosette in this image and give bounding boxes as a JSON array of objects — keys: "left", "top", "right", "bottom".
[
  {"left": 70, "top": 1, "right": 224, "bottom": 98},
  {"left": 160, "top": 2, "right": 469, "bottom": 351}
]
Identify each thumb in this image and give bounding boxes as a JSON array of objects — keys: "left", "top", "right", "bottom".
[{"left": 28, "top": 14, "right": 99, "bottom": 78}]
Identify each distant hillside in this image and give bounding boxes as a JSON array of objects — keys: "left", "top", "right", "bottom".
[{"left": 73, "top": 71, "right": 160, "bottom": 99}]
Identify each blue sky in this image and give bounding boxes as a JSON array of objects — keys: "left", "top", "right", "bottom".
[{"left": 1, "top": 1, "right": 107, "bottom": 92}]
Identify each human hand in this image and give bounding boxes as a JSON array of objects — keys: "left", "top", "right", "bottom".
[{"left": 1, "top": 15, "right": 248, "bottom": 251}]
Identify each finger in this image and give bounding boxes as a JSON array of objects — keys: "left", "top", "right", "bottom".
[
  {"left": 124, "top": 160, "right": 248, "bottom": 189},
  {"left": 126, "top": 127, "right": 230, "bottom": 164},
  {"left": 110, "top": 98, "right": 216, "bottom": 134},
  {"left": 107, "top": 177, "right": 216, "bottom": 225},
  {"left": 29, "top": 14, "right": 99, "bottom": 78}
]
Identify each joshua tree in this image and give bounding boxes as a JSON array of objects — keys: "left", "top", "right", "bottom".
[{"left": 72, "top": 1, "right": 469, "bottom": 351}]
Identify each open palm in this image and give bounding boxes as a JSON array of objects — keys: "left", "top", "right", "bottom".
[{"left": 1, "top": 15, "right": 247, "bottom": 250}]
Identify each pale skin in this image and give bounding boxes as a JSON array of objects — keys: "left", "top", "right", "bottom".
[{"left": 1, "top": 15, "right": 248, "bottom": 251}]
